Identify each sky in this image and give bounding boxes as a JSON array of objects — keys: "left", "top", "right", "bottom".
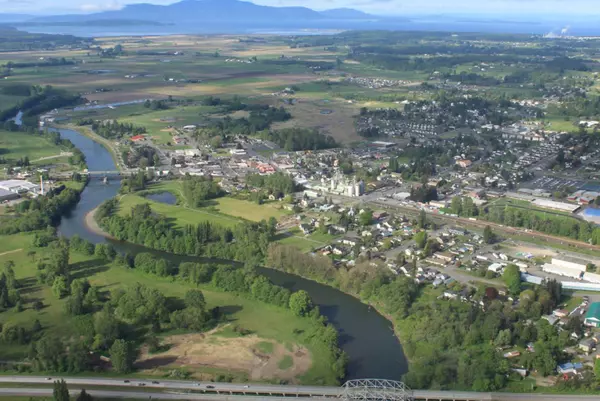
[{"left": 0, "top": 0, "right": 597, "bottom": 16}]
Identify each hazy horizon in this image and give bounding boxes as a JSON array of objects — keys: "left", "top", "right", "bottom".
[{"left": 1, "top": 0, "right": 598, "bottom": 18}]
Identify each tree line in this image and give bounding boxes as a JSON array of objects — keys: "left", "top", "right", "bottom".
[
  {"left": 0, "top": 184, "right": 82, "bottom": 235},
  {"left": 245, "top": 172, "right": 297, "bottom": 197},
  {"left": 96, "top": 200, "right": 276, "bottom": 265},
  {"left": 77, "top": 119, "right": 146, "bottom": 140},
  {"left": 448, "top": 197, "right": 600, "bottom": 244},
  {"left": 259, "top": 128, "right": 338, "bottom": 152}
]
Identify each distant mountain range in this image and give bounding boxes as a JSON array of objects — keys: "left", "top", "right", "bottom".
[{"left": 1, "top": 0, "right": 387, "bottom": 28}]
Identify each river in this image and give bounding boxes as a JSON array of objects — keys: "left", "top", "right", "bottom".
[{"left": 55, "top": 127, "right": 408, "bottom": 381}]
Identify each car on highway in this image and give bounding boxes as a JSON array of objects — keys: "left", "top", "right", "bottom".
[
  {"left": 244, "top": 385, "right": 250, "bottom": 388},
  {"left": 46, "top": 378, "right": 52, "bottom": 381},
  {"left": 206, "top": 385, "right": 215, "bottom": 389},
  {"left": 152, "top": 381, "right": 160, "bottom": 384},
  {"left": 124, "top": 380, "right": 130, "bottom": 384}
]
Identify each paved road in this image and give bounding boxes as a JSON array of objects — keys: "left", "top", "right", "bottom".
[
  {"left": 0, "top": 388, "right": 312, "bottom": 400},
  {"left": 4, "top": 386, "right": 600, "bottom": 401},
  {"left": 4, "top": 376, "right": 600, "bottom": 400},
  {"left": 0, "top": 376, "right": 339, "bottom": 396}
]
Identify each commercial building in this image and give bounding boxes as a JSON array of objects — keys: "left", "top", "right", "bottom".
[
  {"left": 0, "top": 188, "right": 19, "bottom": 202},
  {"left": 0, "top": 180, "right": 38, "bottom": 194},
  {"left": 585, "top": 303, "right": 600, "bottom": 328},
  {"left": 552, "top": 256, "right": 589, "bottom": 272},
  {"left": 541, "top": 256, "right": 589, "bottom": 280},
  {"left": 531, "top": 199, "right": 580, "bottom": 213}
]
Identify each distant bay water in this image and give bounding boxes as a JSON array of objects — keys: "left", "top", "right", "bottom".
[{"left": 18, "top": 17, "right": 600, "bottom": 37}]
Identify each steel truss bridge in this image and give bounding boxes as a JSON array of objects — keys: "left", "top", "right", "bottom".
[{"left": 341, "top": 379, "right": 413, "bottom": 400}]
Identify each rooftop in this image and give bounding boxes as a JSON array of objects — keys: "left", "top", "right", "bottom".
[{"left": 586, "top": 302, "right": 600, "bottom": 321}]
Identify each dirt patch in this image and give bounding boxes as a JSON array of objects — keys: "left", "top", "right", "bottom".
[{"left": 136, "top": 328, "right": 311, "bottom": 382}]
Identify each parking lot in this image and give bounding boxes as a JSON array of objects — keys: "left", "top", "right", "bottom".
[{"left": 527, "top": 176, "right": 588, "bottom": 191}]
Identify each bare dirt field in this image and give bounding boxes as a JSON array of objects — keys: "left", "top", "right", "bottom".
[{"left": 136, "top": 328, "right": 311, "bottom": 382}]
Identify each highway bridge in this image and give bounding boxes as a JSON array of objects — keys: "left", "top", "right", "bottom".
[{"left": 0, "top": 376, "right": 598, "bottom": 401}]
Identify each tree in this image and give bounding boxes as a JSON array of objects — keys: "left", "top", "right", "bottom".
[
  {"left": 418, "top": 209, "right": 427, "bottom": 229},
  {"left": 494, "top": 329, "right": 512, "bottom": 346},
  {"left": 451, "top": 197, "right": 463, "bottom": 215},
  {"left": 184, "top": 289, "right": 206, "bottom": 310},
  {"left": 594, "top": 358, "right": 600, "bottom": 379},
  {"left": 503, "top": 264, "right": 521, "bottom": 295},
  {"left": 483, "top": 226, "right": 494, "bottom": 244},
  {"left": 414, "top": 231, "right": 428, "bottom": 249},
  {"left": 52, "top": 276, "right": 69, "bottom": 299},
  {"left": 76, "top": 389, "right": 93, "bottom": 401},
  {"left": 109, "top": 339, "right": 136, "bottom": 373},
  {"left": 289, "top": 290, "right": 313, "bottom": 317},
  {"left": 53, "top": 379, "right": 69, "bottom": 401},
  {"left": 93, "top": 308, "right": 121, "bottom": 350},
  {"left": 359, "top": 210, "right": 373, "bottom": 226}
]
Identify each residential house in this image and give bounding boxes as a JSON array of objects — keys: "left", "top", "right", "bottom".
[
  {"left": 557, "top": 362, "right": 584, "bottom": 375},
  {"left": 543, "top": 315, "right": 560, "bottom": 326},
  {"left": 448, "top": 226, "right": 467, "bottom": 236},
  {"left": 299, "top": 224, "right": 311, "bottom": 235},
  {"left": 578, "top": 338, "right": 596, "bottom": 354},
  {"left": 434, "top": 251, "right": 455, "bottom": 264},
  {"left": 340, "top": 236, "right": 360, "bottom": 247}
]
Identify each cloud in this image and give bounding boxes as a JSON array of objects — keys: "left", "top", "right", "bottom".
[{"left": 79, "top": 0, "right": 122, "bottom": 11}]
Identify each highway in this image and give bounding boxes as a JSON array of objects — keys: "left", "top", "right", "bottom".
[{"left": 4, "top": 376, "right": 600, "bottom": 400}]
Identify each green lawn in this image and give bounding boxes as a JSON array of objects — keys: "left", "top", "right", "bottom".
[
  {"left": 117, "top": 194, "right": 242, "bottom": 229},
  {"left": 208, "top": 197, "right": 288, "bottom": 222},
  {"left": 0, "top": 130, "right": 67, "bottom": 164},
  {"left": 276, "top": 235, "right": 321, "bottom": 252},
  {"left": 0, "top": 232, "right": 338, "bottom": 384}
]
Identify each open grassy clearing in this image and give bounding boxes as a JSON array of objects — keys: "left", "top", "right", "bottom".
[
  {"left": 0, "top": 130, "right": 68, "bottom": 164},
  {"left": 205, "top": 197, "right": 289, "bottom": 222},
  {"left": 0, "top": 232, "right": 335, "bottom": 383},
  {"left": 117, "top": 194, "right": 242, "bottom": 229}
]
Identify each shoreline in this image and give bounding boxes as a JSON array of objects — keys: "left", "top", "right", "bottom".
[{"left": 84, "top": 207, "right": 117, "bottom": 240}]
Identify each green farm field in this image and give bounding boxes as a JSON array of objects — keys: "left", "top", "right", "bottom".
[{"left": 0, "top": 130, "right": 69, "bottom": 164}]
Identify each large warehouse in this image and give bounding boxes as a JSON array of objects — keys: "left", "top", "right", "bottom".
[
  {"left": 0, "top": 180, "right": 39, "bottom": 195},
  {"left": 0, "top": 188, "right": 19, "bottom": 202},
  {"left": 531, "top": 199, "right": 580, "bottom": 213},
  {"left": 542, "top": 256, "right": 591, "bottom": 280}
]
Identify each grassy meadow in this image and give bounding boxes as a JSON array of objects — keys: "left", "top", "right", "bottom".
[{"left": 0, "top": 231, "right": 338, "bottom": 384}]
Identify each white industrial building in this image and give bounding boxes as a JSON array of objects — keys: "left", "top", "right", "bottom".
[
  {"left": 0, "top": 180, "right": 39, "bottom": 195},
  {"left": 531, "top": 199, "right": 580, "bottom": 213},
  {"left": 542, "top": 256, "right": 591, "bottom": 281},
  {"left": 327, "top": 171, "right": 365, "bottom": 197},
  {"left": 0, "top": 188, "right": 19, "bottom": 202}
]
